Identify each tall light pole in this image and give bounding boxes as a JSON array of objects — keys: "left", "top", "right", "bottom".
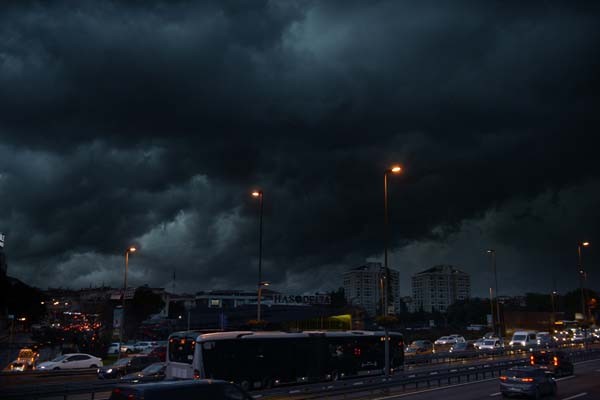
[
  {"left": 486, "top": 249, "right": 501, "bottom": 341},
  {"left": 257, "top": 282, "right": 270, "bottom": 322},
  {"left": 252, "top": 190, "right": 264, "bottom": 321},
  {"left": 383, "top": 165, "right": 402, "bottom": 378},
  {"left": 119, "top": 246, "right": 136, "bottom": 359},
  {"left": 577, "top": 242, "right": 590, "bottom": 321}
]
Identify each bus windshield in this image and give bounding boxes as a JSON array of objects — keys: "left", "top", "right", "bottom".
[{"left": 168, "top": 336, "right": 196, "bottom": 364}]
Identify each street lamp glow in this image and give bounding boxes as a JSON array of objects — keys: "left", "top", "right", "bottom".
[
  {"left": 260, "top": 281, "right": 270, "bottom": 287},
  {"left": 582, "top": 242, "right": 590, "bottom": 247},
  {"left": 487, "top": 249, "right": 495, "bottom": 253},
  {"left": 251, "top": 191, "right": 262, "bottom": 197},
  {"left": 128, "top": 247, "right": 137, "bottom": 253},
  {"left": 390, "top": 166, "right": 402, "bottom": 173}
]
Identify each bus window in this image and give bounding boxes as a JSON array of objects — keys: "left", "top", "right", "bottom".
[{"left": 168, "top": 337, "right": 195, "bottom": 364}]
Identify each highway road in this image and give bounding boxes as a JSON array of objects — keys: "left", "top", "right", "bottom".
[{"left": 362, "top": 358, "right": 600, "bottom": 400}]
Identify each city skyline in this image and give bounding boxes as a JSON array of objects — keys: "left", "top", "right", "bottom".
[{"left": 0, "top": 1, "right": 599, "bottom": 298}]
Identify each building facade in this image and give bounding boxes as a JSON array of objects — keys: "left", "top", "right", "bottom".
[
  {"left": 343, "top": 262, "right": 400, "bottom": 317},
  {"left": 411, "top": 265, "right": 470, "bottom": 312}
]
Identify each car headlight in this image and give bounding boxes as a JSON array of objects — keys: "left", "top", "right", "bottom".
[
  {"left": 39, "top": 365, "right": 46, "bottom": 369},
  {"left": 107, "top": 368, "right": 113, "bottom": 373}
]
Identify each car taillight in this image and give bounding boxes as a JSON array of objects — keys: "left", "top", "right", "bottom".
[
  {"left": 193, "top": 369, "right": 201, "bottom": 379},
  {"left": 530, "top": 355, "right": 535, "bottom": 365},
  {"left": 521, "top": 377, "right": 534, "bottom": 382},
  {"left": 499, "top": 376, "right": 508, "bottom": 381},
  {"left": 553, "top": 356, "right": 559, "bottom": 367}
]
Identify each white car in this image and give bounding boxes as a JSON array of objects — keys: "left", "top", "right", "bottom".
[
  {"left": 38, "top": 353, "right": 103, "bottom": 370},
  {"left": 134, "top": 341, "right": 158, "bottom": 352},
  {"left": 434, "top": 336, "right": 456, "bottom": 345},
  {"left": 478, "top": 338, "right": 503, "bottom": 351},
  {"left": 107, "top": 343, "right": 120, "bottom": 355}
]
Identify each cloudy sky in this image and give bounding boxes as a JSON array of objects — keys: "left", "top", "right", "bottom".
[{"left": 1, "top": 1, "right": 599, "bottom": 298}]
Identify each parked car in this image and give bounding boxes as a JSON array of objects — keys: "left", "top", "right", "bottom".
[
  {"left": 98, "top": 355, "right": 161, "bottom": 379},
  {"left": 107, "top": 343, "right": 121, "bottom": 355},
  {"left": 120, "top": 343, "right": 137, "bottom": 354},
  {"left": 120, "top": 362, "right": 166, "bottom": 383},
  {"left": 147, "top": 345, "right": 166, "bottom": 361},
  {"left": 109, "top": 380, "right": 253, "bottom": 400},
  {"left": 38, "top": 353, "right": 103, "bottom": 370},
  {"left": 134, "top": 341, "right": 158, "bottom": 353},
  {"left": 499, "top": 366, "right": 556, "bottom": 398},
  {"left": 530, "top": 350, "right": 574, "bottom": 377}
]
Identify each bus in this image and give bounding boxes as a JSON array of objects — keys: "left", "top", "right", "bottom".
[{"left": 166, "top": 330, "right": 404, "bottom": 390}]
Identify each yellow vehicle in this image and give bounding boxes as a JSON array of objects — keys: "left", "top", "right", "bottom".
[{"left": 9, "top": 348, "right": 39, "bottom": 371}]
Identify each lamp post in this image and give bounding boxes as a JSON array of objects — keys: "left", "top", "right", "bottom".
[
  {"left": 251, "top": 190, "right": 264, "bottom": 321},
  {"left": 577, "top": 242, "right": 590, "bottom": 321},
  {"left": 383, "top": 165, "right": 402, "bottom": 378},
  {"left": 257, "top": 282, "right": 270, "bottom": 322},
  {"left": 486, "top": 249, "right": 501, "bottom": 341},
  {"left": 118, "top": 246, "right": 136, "bottom": 359}
]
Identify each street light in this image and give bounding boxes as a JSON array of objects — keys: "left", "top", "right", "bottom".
[
  {"left": 118, "top": 246, "right": 137, "bottom": 359},
  {"left": 486, "top": 249, "right": 502, "bottom": 341},
  {"left": 251, "top": 190, "right": 264, "bottom": 321},
  {"left": 257, "top": 282, "right": 270, "bottom": 321},
  {"left": 383, "top": 164, "right": 402, "bottom": 378}
]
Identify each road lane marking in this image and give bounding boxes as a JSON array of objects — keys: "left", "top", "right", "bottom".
[
  {"left": 561, "top": 393, "right": 587, "bottom": 400},
  {"left": 370, "top": 377, "right": 497, "bottom": 399},
  {"left": 556, "top": 375, "right": 576, "bottom": 382},
  {"left": 490, "top": 392, "right": 501, "bottom": 396}
]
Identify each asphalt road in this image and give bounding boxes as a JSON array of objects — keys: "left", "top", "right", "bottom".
[{"left": 362, "top": 358, "right": 600, "bottom": 400}]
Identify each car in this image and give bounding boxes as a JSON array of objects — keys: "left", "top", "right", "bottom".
[
  {"left": 473, "top": 338, "right": 486, "bottom": 350},
  {"left": 449, "top": 334, "right": 466, "bottom": 343},
  {"left": 120, "top": 362, "right": 166, "bottom": 383},
  {"left": 434, "top": 336, "right": 455, "bottom": 345},
  {"left": 449, "top": 341, "right": 476, "bottom": 355},
  {"left": 499, "top": 366, "right": 556, "bottom": 398},
  {"left": 479, "top": 338, "right": 504, "bottom": 352},
  {"left": 536, "top": 332, "right": 553, "bottom": 347},
  {"left": 147, "top": 345, "right": 166, "bottom": 361},
  {"left": 7, "top": 348, "right": 39, "bottom": 371},
  {"left": 134, "top": 341, "right": 158, "bottom": 352},
  {"left": 509, "top": 331, "right": 538, "bottom": 349},
  {"left": 405, "top": 340, "right": 433, "bottom": 356},
  {"left": 109, "top": 379, "right": 254, "bottom": 400},
  {"left": 38, "top": 353, "right": 103, "bottom": 370},
  {"left": 107, "top": 343, "right": 121, "bottom": 355},
  {"left": 530, "top": 350, "right": 574, "bottom": 377},
  {"left": 120, "top": 343, "right": 137, "bottom": 354},
  {"left": 98, "top": 355, "right": 161, "bottom": 379}
]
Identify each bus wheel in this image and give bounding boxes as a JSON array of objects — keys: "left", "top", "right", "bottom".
[{"left": 240, "top": 380, "right": 251, "bottom": 391}]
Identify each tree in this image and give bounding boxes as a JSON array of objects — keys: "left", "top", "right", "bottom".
[{"left": 329, "top": 287, "right": 347, "bottom": 308}]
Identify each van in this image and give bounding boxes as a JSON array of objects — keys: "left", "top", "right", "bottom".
[{"left": 509, "top": 331, "right": 537, "bottom": 348}]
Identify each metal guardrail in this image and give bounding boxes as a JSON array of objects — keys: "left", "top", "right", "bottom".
[{"left": 1, "top": 348, "right": 599, "bottom": 400}]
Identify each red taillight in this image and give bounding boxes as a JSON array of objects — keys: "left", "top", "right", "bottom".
[
  {"left": 521, "top": 377, "right": 534, "bottom": 383},
  {"left": 530, "top": 355, "right": 535, "bottom": 365},
  {"left": 193, "top": 369, "right": 201, "bottom": 379},
  {"left": 112, "top": 388, "right": 121, "bottom": 394},
  {"left": 353, "top": 347, "right": 361, "bottom": 356},
  {"left": 127, "top": 395, "right": 136, "bottom": 400},
  {"left": 500, "top": 376, "right": 508, "bottom": 381},
  {"left": 553, "top": 356, "right": 559, "bottom": 367}
]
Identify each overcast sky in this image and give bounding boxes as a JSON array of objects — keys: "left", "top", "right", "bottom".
[{"left": 1, "top": 1, "right": 599, "bottom": 298}]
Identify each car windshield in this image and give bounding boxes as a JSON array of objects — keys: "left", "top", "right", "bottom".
[
  {"left": 439, "top": 337, "right": 449, "bottom": 340},
  {"left": 50, "top": 355, "right": 68, "bottom": 362},
  {"left": 113, "top": 358, "right": 131, "bottom": 366},
  {"left": 142, "top": 363, "right": 164, "bottom": 374},
  {"left": 513, "top": 335, "right": 527, "bottom": 341},
  {"left": 484, "top": 340, "right": 496, "bottom": 345}
]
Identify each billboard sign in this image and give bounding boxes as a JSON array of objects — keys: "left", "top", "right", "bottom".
[
  {"left": 113, "top": 307, "right": 123, "bottom": 328},
  {"left": 271, "top": 294, "right": 331, "bottom": 305}
]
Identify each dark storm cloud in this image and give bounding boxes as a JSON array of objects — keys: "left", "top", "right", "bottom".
[{"left": 1, "top": 1, "right": 599, "bottom": 295}]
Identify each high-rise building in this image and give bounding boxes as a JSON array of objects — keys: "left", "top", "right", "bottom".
[
  {"left": 343, "top": 262, "right": 400, "bottom": 317},
  {"left": 411, "top": 265, "right": 470, "bottom": 312}
]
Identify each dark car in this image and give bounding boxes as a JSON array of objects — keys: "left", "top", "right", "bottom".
[
  {"left": 120, "top": 362, "right": 166, "bottom": 383},
  {"left": 98, "top": 355, "right": 160, "bottom": 379},
  {"left": 449, "top": 341, "right": 477, "bottom": 357},
  {"left": 530, "top": 350, "right": 574, "bottom": 377},
  {"left": 499, "top": 366, "right": 556, "bottom": 398},
  {"left": 109, "top": 380, "right": 253, "bottom": 400},
  {"left": 148, "top": 345, "right": 166, "bottom": 362}
]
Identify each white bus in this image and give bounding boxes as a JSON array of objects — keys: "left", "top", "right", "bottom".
[{"left": 166, "top": 330, "right": 404, "bottom": 390}]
